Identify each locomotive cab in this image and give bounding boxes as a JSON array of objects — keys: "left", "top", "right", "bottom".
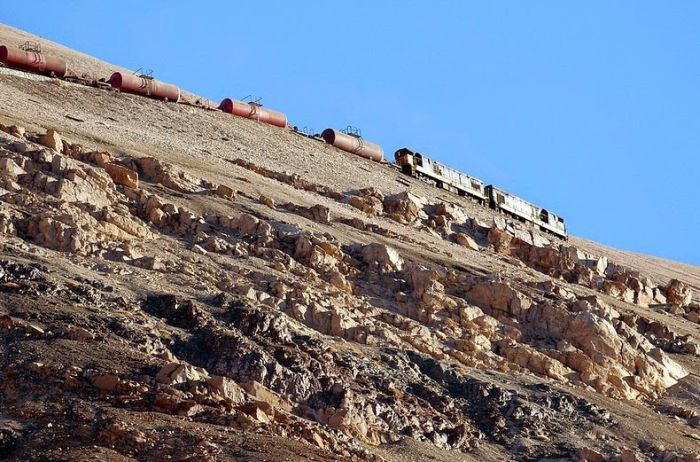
[{"left": 395, "top": 148, "right": 418, "bottom": 176}]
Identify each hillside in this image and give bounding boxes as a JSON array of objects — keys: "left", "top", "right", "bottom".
[{"left": 1, "top": 23, "right": 699, "bottom": 462}]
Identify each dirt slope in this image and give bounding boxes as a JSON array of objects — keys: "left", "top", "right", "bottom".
[{"left": 1, "top": 24, "right": 699, "bottom": 462}]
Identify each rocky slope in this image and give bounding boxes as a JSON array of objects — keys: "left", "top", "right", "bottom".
[{"left": 1, "top": 24, "right": 699, "bottom": 462}]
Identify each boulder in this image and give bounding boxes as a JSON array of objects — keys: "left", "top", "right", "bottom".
[
  {"left": 361, "top": 243, "right": 404, "bottom": 272},
  {"left": 666, "top": 279, "right": 693, "bottom": 306},
  {"left": 156, "top": 362, "right": 209, "bottom": 385},
  {"left": 383, "top": 191, "right": 424, "bottom": 224},
  {"left": 39, "top": 129, "right": 63, "bottom": 153},
  {"left": 328, "top": 306, "right": 359, "bottom": 336},
  {"left": 487, "top": 227, "right": 513, "bottom": 254},
  {"left": 450, "top": 232, "right": 480, "bottom": 251},
  {"left": 346, "top": 194, "right": 383, "bottom": 215},
  {"left": 132, "top": 256, "right": 165, "bottom": 271},
  {"left": 215, "top": 184, "right": 235, "bottom": 199},
  {"left": 0, "top": 158, "right": 25, "bottom": 179},
  {"left": 309, "top": 204, "right": 330, "bottom": 224},
  {"left": 86, "top": 151, "right": 112, "bottom": 167},
  {"left": 1, "top": 124, "right": 25, "bottom": 138},
  {"left": 259, "top": 194, "right": 275, "bottom": 208},
  {"left": 602, "top": 280, "right": 635, "bottom": 304},
  {"left": 564, "top": 311, "right": 623, "bottom": 361},
  {"left": 205, "top": 376, "right": 245, "bottom": 403},
  {"left": 404, "top": 263, "right": 441, "bottom": 298},
  {"left": 104, "top": 163, "right": 138, "bottom": 189},
  {"left": 458, "top": 305, "right": 485, "bottom": 323},
  {"left": 242, "top": 380, "right": 293, "bottom": 412},
  {"left": 329, "top": 270, "right": 353, "bottom": 293},
  {"left": 134, "top": 157, "right": 202, "bottom": 192},
  {"left": 234, "top": 213, "right": 260, "bottom": 236},
  {"left": 51, "top": 153, "right": 81, "bottom": 175},
  {"left": 292, "top": 204, "right": 330, "bottom": 224},
  {"left": 577, "top": 448, "right": 605, "bottom": 462}
]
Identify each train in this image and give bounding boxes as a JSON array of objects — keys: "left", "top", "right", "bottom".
[
  {"left": 394, "top": 148, "right": 567, "bottom": 239},
  {"left": 0, "top": 41, "right": 567, "bottom": 240}
]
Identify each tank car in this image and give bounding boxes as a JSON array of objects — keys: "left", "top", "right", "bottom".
[
  {"left": 219, "top": 98, "right": 288, "bottom": 128},
  {"left": 321, "top": 128, "right": 384, "bottom": 162},
  {"left": 109, "top": 72, "right": 181, "bottom": 102},
  {"left": 0, "top": 44, "right": 67, "bottom": 77}
]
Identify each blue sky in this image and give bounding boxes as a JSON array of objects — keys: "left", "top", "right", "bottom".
[{"left": 2, "top": 1, "right": 699, "bottom": 264}]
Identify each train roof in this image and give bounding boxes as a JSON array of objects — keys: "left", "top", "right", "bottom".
[{"left": 486, "top": 185, "right": 565, "bottom": 223}]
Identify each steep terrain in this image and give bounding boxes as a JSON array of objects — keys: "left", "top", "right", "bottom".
[{"left": 1, "top": 24, "right": 699, "bottom": 462}]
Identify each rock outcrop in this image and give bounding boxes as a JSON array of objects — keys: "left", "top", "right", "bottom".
[{"left": 1, "top": 70, "right": 698, "bottom": 462}]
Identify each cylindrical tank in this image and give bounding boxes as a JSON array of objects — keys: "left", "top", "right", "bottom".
[
  {"left": 219, "top": 98, "right": 255, "bottom": 118},
  {"left": 0, "top": 45, "right": 67, "bottom": 77},
  {"left": 321, "top": 128, "right": 384, "bottom": 162},
  {"left": 219, "top": 98, "right": 288, "bottom": 128},
  {"left": 255, "top": 106, "right": 288, "bottom": 128},
  {"left": 109, "top": 72, "right": 181, "bottom": 102}
]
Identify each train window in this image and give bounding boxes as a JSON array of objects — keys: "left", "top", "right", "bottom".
[
  {"left": 415, "top": 155, "right": 423, "bottom": 167},
  {"left": 540, "top": 210, "right": 550, "bottom": 223},
  {"left": 497, "top": 193, "right": 505, "bottom": 204}
]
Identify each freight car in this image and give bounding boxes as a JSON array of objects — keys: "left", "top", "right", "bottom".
[
  {"left": 219, "top": 98, "right": 288, "bottom": 128},
  {"left": 321, "top": 127, "right": 384, "bottom": 162},
  {"left": 485, "top": 185, "right": 567, "bottom": 239},
  {"left": 394, "top": 148, "right": 486, "bottom": 203},
  {"left": 109, "top": 72, "right": 180, "bottom": 102},
  {"left": 0, "top": 43, "right": 66, "bottom": 77}
]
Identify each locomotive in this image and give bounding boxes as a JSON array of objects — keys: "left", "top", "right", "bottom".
[
  {"left": 0, "top": 41, "right": 567, "bottom": 239},
  {"left": 394, "top": 148, "right": 486, "bottom": 203},
  {"left": 395, "top": 148, "right": 567, "bottom": 239}
]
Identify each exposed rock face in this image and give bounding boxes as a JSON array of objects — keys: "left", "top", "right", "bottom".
[
  {"left": 1, "top": 74, "right": 699, "bottom": 462},
  {"left": 383, "top": 191, "right": 425, "bottom": 224},
  {"left": 450, "top": 232, "right": 480, "bottom": 251},
  {"left": 104, "top": 162, "right": 138, "bottom": 189},
  {"left": 465, "top": 275, "right": 688, "bottom": 399},
  {"left": 0, "top": 123, "right": 25, "bottom": 138},
  {"left": 361, "top": 243, "right": 404, "bottom": 272},
  {"left": 134, "top": 156, "right": 203, "bottom": 193},
  {"left": 0, "top": 158, "right": 25, "bottom": 179},
  {"left": 344, "top": 188, "right": 385, "bottom": 215},
  {"left": 667, "top": 279, "right": 693, "bottom": 306},
  {"left": 156, "top": 362, "right": 210, "bottom": 385},
  {"left": 283, "top": 203, "right": 330, "bottom": 224},
  {"left": 478, "top": 219, "right": 672, "bottom": 310}
]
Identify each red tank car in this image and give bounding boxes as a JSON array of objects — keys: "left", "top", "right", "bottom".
[
  {"left": 219, "top": 98, "right": 288, "bottom": 128},
  {"left": 255, "top": 106, "right": 288, "bottom": 128},
  {"left": 109, "top": 72, "right": 181, "bottom": 102},
  {"left": 321, "top": 128, "right": 384, "bottom": 162},
  {"left": 0, "top": 45, "right": 67, "bottom": 77}
]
